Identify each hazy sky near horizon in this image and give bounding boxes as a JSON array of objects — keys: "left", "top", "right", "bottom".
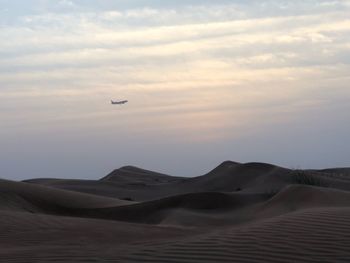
[{"left": 1, "top": 0, "right": 350, "bottom": 180}]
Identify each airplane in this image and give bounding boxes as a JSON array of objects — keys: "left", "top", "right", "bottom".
[{"left": 111, "top": 100, "right": 128, "bottom": 105}]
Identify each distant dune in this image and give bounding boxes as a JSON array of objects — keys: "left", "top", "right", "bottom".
[{"left": 1, "top": 161, "right": 350, "bottom": 262}]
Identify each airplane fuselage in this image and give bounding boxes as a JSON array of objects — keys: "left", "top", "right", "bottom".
[{"left": 111, "top": 100, "right": 128, "bottom": 105}]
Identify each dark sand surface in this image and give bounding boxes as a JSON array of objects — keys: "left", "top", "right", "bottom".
[{"left": 1, "top": 161, "right": 350, "bottom": 262}]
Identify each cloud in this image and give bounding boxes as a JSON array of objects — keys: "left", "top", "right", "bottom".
[
  {"left": 1, "top": 1, "right": 350, "bottom": 141},
  {"left": 58, "top": 0, "right": 75, "bottom": 7}
]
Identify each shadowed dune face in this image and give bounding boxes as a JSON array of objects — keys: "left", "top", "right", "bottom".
[
  {"left": 2, "top": 161, "right": 350, "bottom": 262},
  {"left": 0, "top": 179, "right": 133, "bottom": 213}
]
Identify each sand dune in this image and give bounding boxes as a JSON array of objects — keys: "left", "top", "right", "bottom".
[
  {"left": 67, "top": 191, "right": 269, "bottom": 226},
  {"left": 25, "top": 161, "right": 350, "bottom": 200},
  {"left": 0, "top": 179, "right": 132, "bottom": 213},
  {"left": 101, "top": 165, "right": 184, "bottom": 184},
  {"left": 119, "top": 207, "right": 350, "bottom": 263},
  {"left": 1, "top": 161, "right": 350, "bottom": 262}
]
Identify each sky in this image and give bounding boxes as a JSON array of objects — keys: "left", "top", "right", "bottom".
[{"left": 1, "top": 0, "right": 350, "bottom": 180}]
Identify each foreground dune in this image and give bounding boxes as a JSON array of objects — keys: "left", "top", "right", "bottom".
[
  {"left": 1, "top": 161, "right": 350, "bottom": 262},
  {"left": 119, "top": 207, "right": 350, "bottom": 263}
]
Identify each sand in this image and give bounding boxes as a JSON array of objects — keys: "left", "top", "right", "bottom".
[{"left": 1, "top": 161, "right": 350, "bottom": 262}]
